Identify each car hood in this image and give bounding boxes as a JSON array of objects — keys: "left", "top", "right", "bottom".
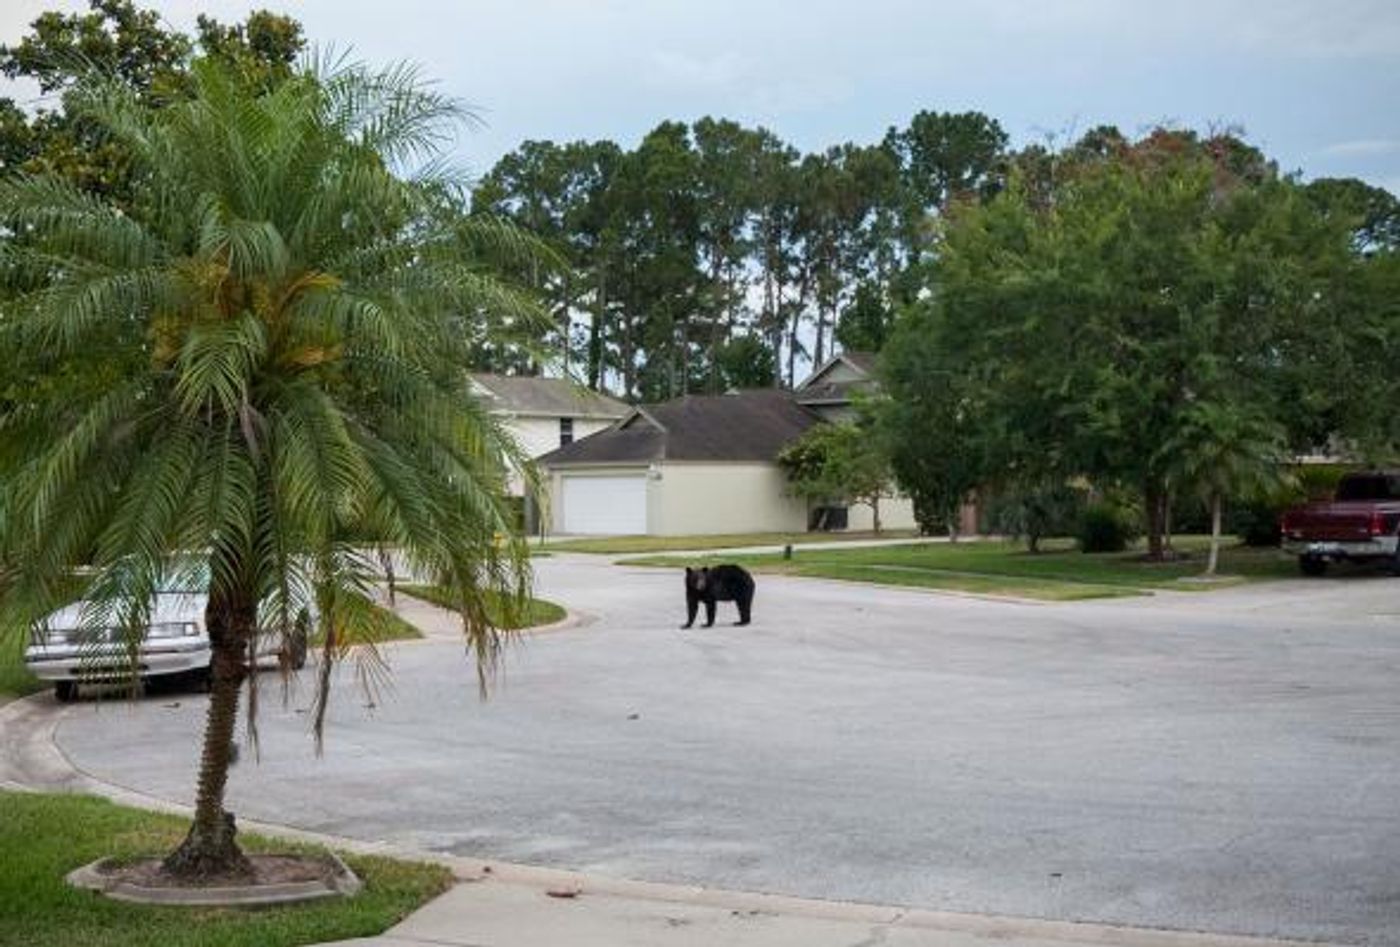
[{"left": 41, "top": 592, "right": 207, "bottom": 631}]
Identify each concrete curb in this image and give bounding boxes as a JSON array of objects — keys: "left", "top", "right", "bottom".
[{"left": 0, "top": 693, "right": 1339, "bottom": 947}]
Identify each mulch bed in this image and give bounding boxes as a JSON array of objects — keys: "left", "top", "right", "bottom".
[{"left": 100, "top": 854, "right": 343, "bottom": 889}]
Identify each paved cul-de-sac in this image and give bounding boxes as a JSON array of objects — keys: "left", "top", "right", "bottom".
[{"left": 48, "top": 555, "right": 1400, "bottom": 945}]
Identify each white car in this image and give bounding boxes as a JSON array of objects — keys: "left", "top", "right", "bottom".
[{"left": 24, "top": 569, "right": 311, "bottom": 702}]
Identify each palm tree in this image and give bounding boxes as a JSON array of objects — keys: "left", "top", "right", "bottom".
[
  {"left": 1157, "top": 403, "right": 1287, "bottom": 577},
  {"left": 0, "top": 57, "right": 546, "bottom": 879}
]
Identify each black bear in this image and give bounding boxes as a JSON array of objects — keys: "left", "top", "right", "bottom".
[{"left": 682, "top": 564, "right": 755, "bottom": 628}]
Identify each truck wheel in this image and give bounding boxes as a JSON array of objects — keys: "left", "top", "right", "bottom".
[
  {"left": 54, "top": 681, "right": 78, "bottom": 703},
  {"left": 1299, "top": 555, "right": 1327, "bottom": 577}
]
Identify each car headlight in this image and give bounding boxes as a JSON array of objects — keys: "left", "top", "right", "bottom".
[
  {"left": 41, "top": 627, "right": 114, "bottom": 645},
  {"left": 147, "top": 622, "right": 200, "bottom": 639}
]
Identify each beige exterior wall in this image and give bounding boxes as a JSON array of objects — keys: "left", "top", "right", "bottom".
[
  {"left": 543, "top": 460, "right": 933, "bottom": 538},
  {"left": 844, "top": 496, "right": 917, "bottom": 532},
  {"left": 650, "top": 463, "right": 809, "bottom": 536},
  {"left": 510, "top": 415, "right": 616, "bottom": 460},
  {"left": 504, "top": 415, "right": 619, "bottom": 496}
]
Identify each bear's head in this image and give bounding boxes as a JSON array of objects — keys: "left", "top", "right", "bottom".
[{"left": 685, "top": 566, "right": 710, "bottom": 592}]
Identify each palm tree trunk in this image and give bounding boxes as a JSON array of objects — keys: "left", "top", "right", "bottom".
[
  {"left": 1206, "top": 492, "right": 1222, "bottom": 577},
  {"left": 162, "top": 590, "right": 255, "bottom": 880}
]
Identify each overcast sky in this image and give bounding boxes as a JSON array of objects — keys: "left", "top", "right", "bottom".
[{"left": 4, "top": 0, "right": 1399, "bottom": 193}]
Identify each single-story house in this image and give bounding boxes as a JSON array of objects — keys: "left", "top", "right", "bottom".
[
  {"left": 470, "top": 373, "right": 629, "bottom": 497},
  {"left": 536, "top": 352, "right": 920, "bottom": 536}
]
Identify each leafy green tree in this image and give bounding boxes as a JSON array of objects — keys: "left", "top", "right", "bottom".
[
  {"left": 779, "top": 422, "right": 896, "bottom": 533},
  {"left": 0, "top": 58, "right": 542, "bottom": 879},
  {"left": 747, "top": 128, "right": 802, "bottom": 386},
  {"left": 1, "top": 1, "right": 305, "bottom": 211},
  {"left": 712, "top": 334, "right": 776, "bottom": 389},
  {"left": 875, "top": 340, "right": 986, "bottom": 538},
  {"left": 692, "top": 117, "right": 760, "bottom": 389},
  {"left": 471, "top": 138, "right": 617, "bottom": 377},
  {"left": 894, "top": 128, "right": 1364, "bottom": 558},
  {"left": 835, "top": 280, "right": 894, "bottom": 353}
]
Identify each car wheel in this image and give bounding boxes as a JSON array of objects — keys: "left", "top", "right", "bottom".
[
  {"left": 54, "top": 680, "right": 78, "bottom": 703},
  {"left": 1299, "top": 555, "right": 1327, "bottom": 577}
]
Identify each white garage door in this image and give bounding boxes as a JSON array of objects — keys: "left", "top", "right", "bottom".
[{"left": 561, "top": 475, "right": 647, "bottom": 535}]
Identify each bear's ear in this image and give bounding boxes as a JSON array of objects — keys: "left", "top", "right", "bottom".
[{"left": 685, "top": 567, "right": 693, "bottom": 575}]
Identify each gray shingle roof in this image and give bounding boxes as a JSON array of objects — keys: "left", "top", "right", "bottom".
[
  {"left": 471, "top": 374, "right": 629, "bottom": 419},
  {"left": 538, "top": 389, "right": 822, "bottom": 466}
]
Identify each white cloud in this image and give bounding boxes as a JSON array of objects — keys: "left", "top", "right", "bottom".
[{"left": 1321, "top": 139, "right": 1400, "bottom": 158}]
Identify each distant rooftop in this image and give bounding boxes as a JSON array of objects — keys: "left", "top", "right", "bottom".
[
  {"left": 794, "top": 350, "right": 878, "bottom": 405},
  {"left": 471, "top": 373, "right": 629, "bottom": 419},
  {"left": 538, "top": 389, "right": 822, "bottom": 466}
]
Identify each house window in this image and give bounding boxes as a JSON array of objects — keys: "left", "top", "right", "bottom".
[{"left": 559, "top": 417, "right": 574, "bottom": 447}]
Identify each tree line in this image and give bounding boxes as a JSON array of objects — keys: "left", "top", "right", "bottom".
[{"left": 469, "top": 111, "right": 1008, "bottom": 399}]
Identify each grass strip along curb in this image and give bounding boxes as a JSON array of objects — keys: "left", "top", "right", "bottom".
[
  {"left": 544, "top": 529, "right": 920, "bottom": 555},
  {"left": 622, "top": 537, "right": 1298, "bottom": 601},
  {"left": 398, "top": 586, "right": 567, "bottom": 629},
  {"left": 0, "top": 791, "right": 451, "bottom": 947}
]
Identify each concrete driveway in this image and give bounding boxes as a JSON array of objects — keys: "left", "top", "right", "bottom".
[{"left": 42, "top": 555, "right": 1400, "bottom": 945}]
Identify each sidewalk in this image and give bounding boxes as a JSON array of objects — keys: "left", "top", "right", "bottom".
[{"left": 315, "top": 866, "right": 1326, "bottom": 947}]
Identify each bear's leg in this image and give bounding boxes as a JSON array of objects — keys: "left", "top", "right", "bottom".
[
  {"left": 735, "top": 587, "right": 752, "bottom": 625},
  {"left": 681, "top": 592, "right": 698, "bottom": 629},
  {"left": 703, "top": 599, "right": 716, "bottom": 627}
]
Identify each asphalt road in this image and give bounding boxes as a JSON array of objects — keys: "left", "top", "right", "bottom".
[{"left": 51, "top": 555, "right": 1400, "bottom": 945}]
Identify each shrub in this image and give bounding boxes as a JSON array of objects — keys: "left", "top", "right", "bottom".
[
  {"left": 1077, "top": 503, "right": 1137, "bottom": 553},
  {"left": 983, "top": 483, "right": 1085, "bottom": 552},
  {"left": 1229, "top": 500, "right": 1284, "bottom": 547}
]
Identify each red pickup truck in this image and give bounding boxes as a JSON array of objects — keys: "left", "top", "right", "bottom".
[{"left": 1280, "top": 471, "right": 1400, "bottom": 575}]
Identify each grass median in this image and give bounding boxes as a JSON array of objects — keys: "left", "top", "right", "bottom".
[
  {"left": 398, "top": 586, "right": 566, "bottom": 628},
  {"left": 622, "top": 536, "right": 1298, "bottom": 601},
  {"left": 0, "top": 791, "right": 452, "bottom": 947}
]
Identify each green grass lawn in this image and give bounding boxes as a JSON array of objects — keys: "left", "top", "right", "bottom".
[
  {"left": 544, "top": 529, "right": 920, "bottom": 555},
  {"left": 310, "top": 601, "right": 424, "bottom": 646},
  {"left": 0, "top": 634, "right": 42, "bottom": 703},
  {"left": 398, "top": 586, "right": 567, "bottom": 629},
  {"left": 623, "top": 536, "right": 1299, "bottom": 601},
  {"left": 0, "top": 791, "right": 452, "bottom": 947}
]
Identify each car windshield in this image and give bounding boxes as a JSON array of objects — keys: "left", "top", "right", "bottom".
[
  {"left": 1335, "top": 475, "right": 1400, "bottom": 502},
  {"left": 156, "top": 560, "right": 211, "bottom": 594}
]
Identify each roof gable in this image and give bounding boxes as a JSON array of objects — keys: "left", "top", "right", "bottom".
[{"left": 795, "top": 351, "right": 876, "bottom": 392}]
